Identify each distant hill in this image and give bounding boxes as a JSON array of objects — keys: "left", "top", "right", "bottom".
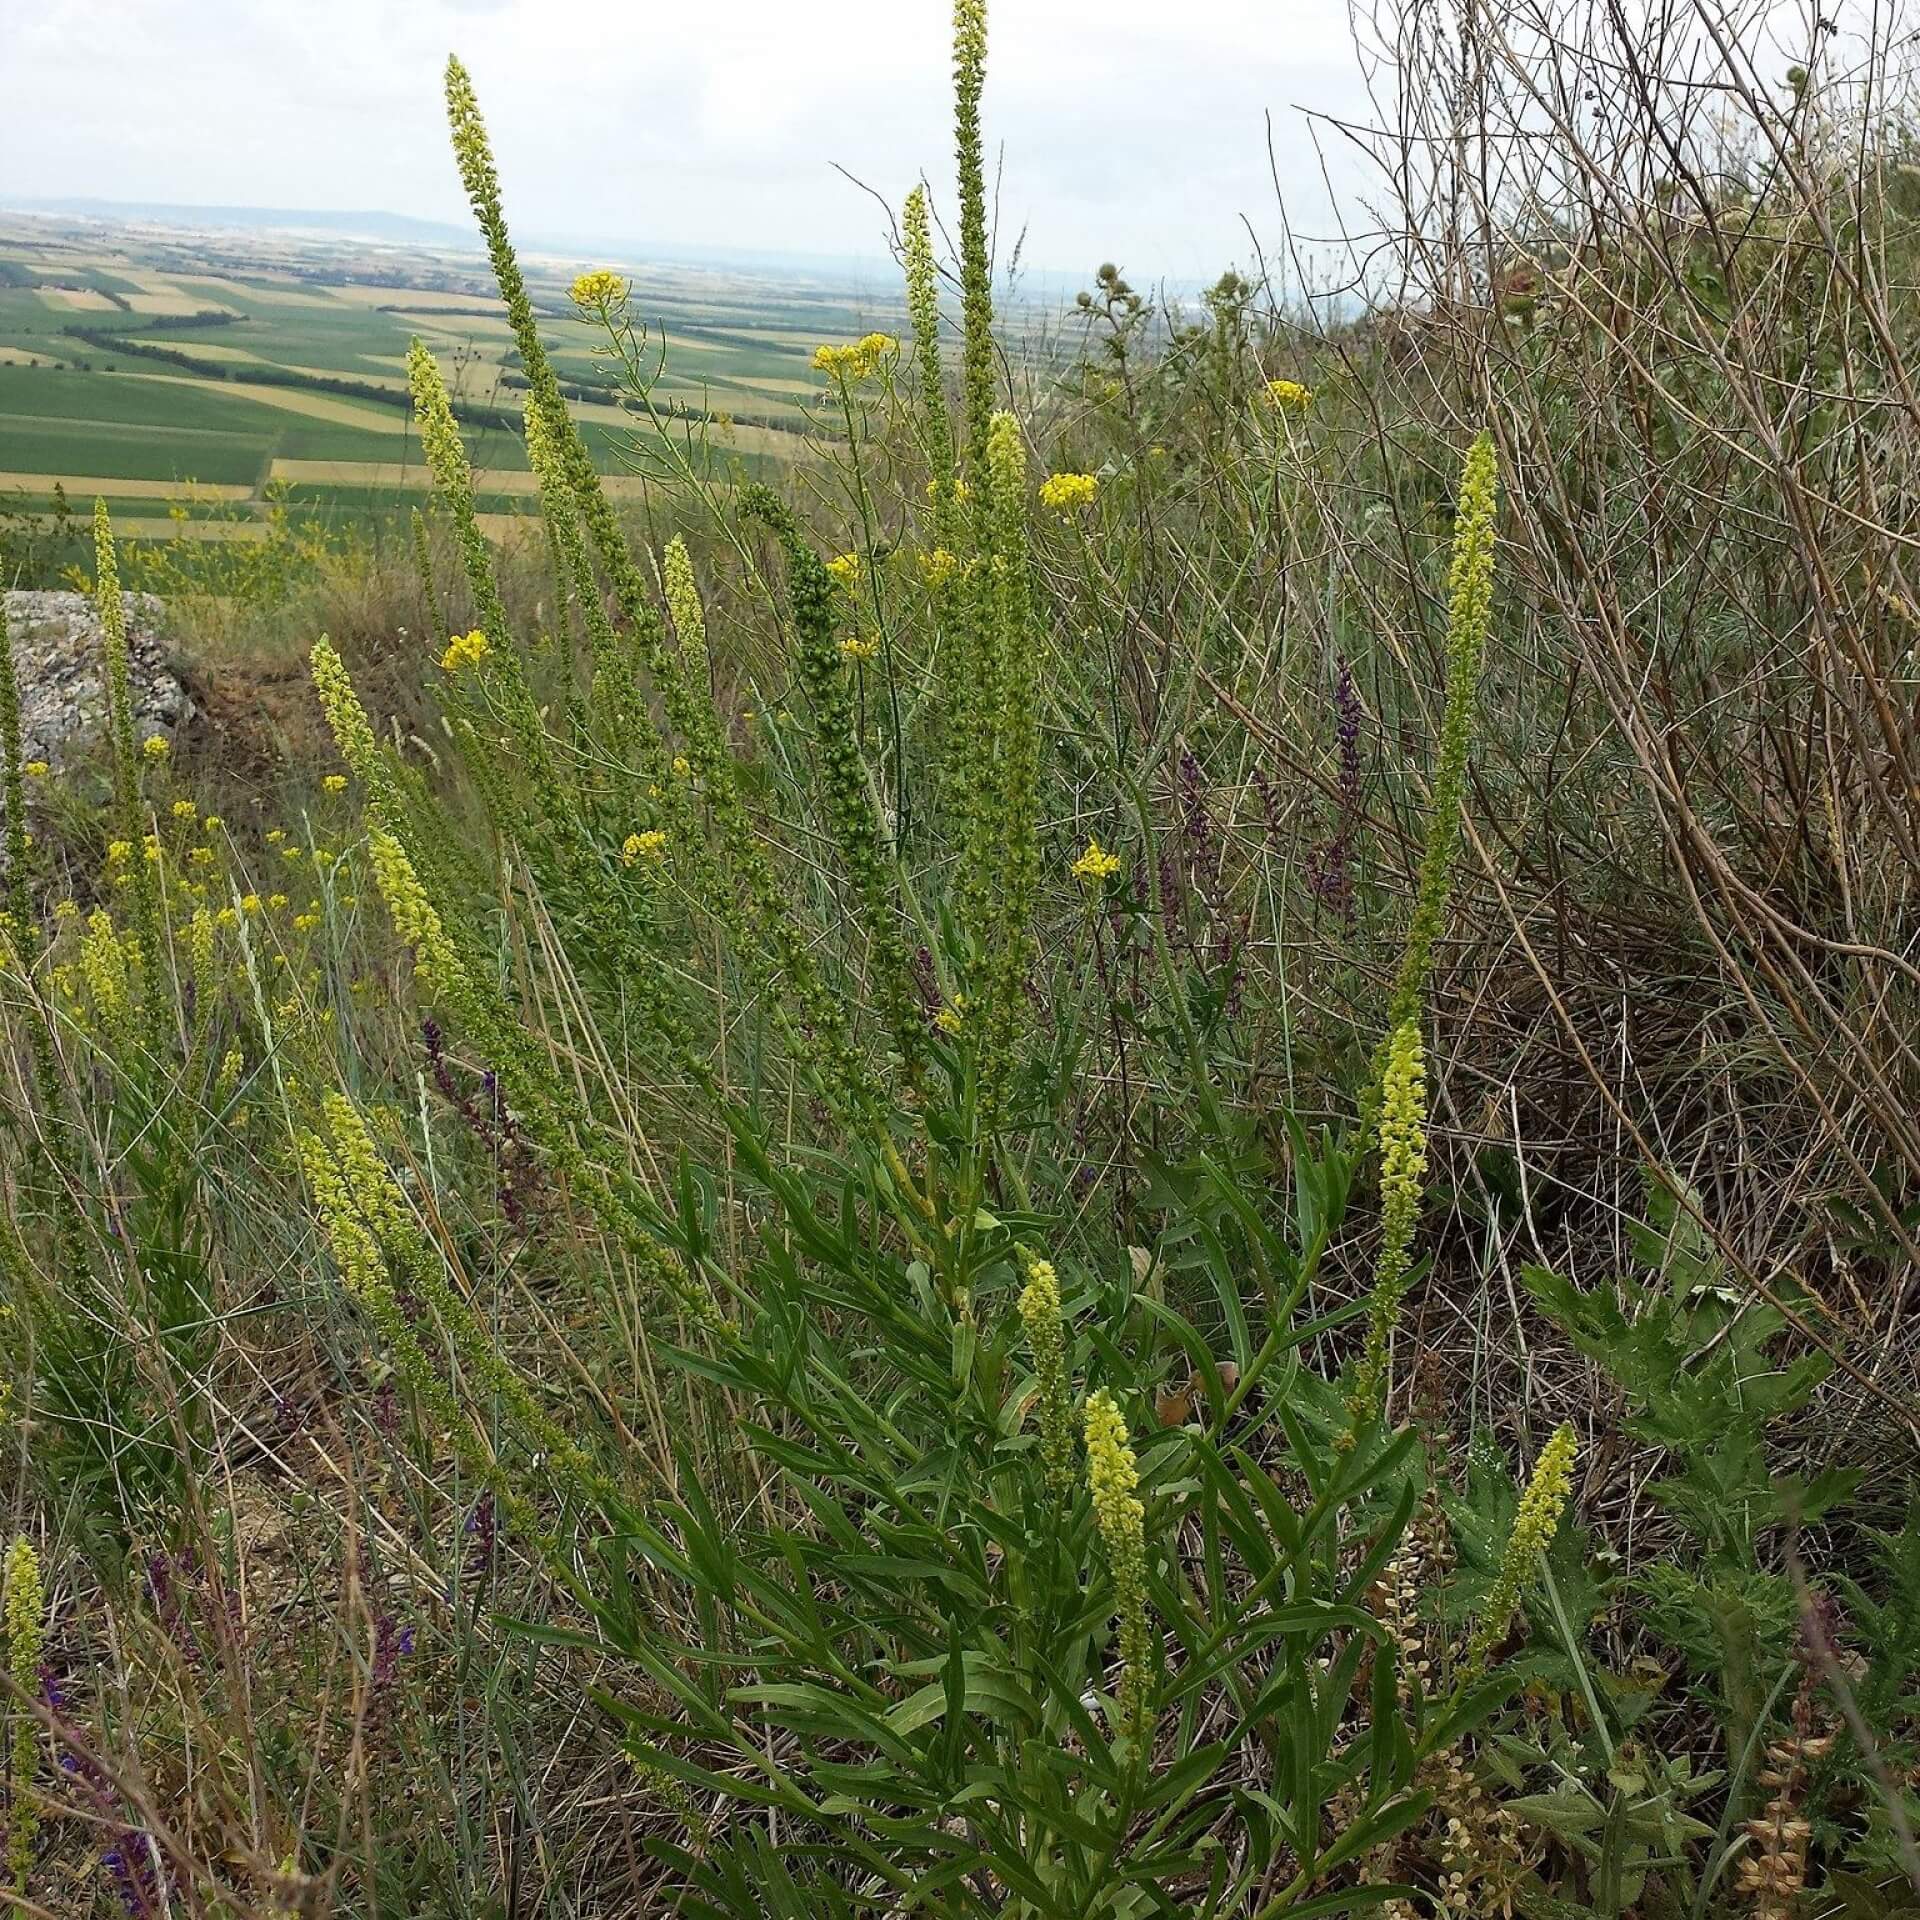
[{"left": 2, "top": 197, "right": 480, "bottom": 248}]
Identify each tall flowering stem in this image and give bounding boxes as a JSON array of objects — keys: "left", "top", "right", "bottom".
[
  {"left": 951, "top": 0, "right": 995, "bottom": 474},
  {"left": 974, "top": 411, "right": 1042, "bottom": 1130},
  {"left": 91, "top": 504, "right": 160, "bottom": 981},
  {"left": 0, "top": 598, "right": 31, "bottom": 944},
  {"left": 1463, "top": 1424, "right": 1578, "bottom": 1675},
  {"left": 441, "top": 61, "right": 884, "bottom": 1133},
  {"left": 903, "top": 185, "right": 956, "bottom": 529},
  {"left": 1083, "top": 1391, "right": 1155, "bottom": 1747},
  {"left": 410, "top": 506, "right": 447, "bottom": 651},
  {"left": 1385, "top": 432, "right": 1498, "bottom": 1041},
  {"left": 4, "top": 1536, "right": 44, "bottom": 1892}
]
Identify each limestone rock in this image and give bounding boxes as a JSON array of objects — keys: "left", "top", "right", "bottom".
[{"left": 1, "top": 589, "right": 192, "bottom": 770}]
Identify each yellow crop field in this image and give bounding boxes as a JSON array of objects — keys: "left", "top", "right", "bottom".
[
  {"left": 123, "top": 373, "right": 408, "bottom": 432},
  {"left": 328, "top": 284, "right": 506, "bottom": 313},
  {"left": 267, "top": 457, "right": 657, "bottom": 499},
  {"left": 0, "top": 472, "right": 253, "bottom": 500},
  {"left": 38, "top": 287, "right": 116, "bottom": 312}
]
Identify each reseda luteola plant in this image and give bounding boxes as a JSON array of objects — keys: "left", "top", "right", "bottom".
[
  {"left": 253, "top": 6, "right": 1545, "bottom": 1906},
  {"left": 1350, "top": 430, "right": 1499, "bottom": 1428},
  {"left": 0, "top": 0, "right": 1553, "bottom": 1905}
]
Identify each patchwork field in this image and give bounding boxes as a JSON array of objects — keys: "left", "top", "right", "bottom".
[{"left": 0, "top": 210, "right": 908, "bottom": 549}]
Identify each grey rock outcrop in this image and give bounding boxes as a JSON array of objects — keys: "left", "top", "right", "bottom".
[{"left": 1, "top": 589, "right": 192, "bottom": 770}]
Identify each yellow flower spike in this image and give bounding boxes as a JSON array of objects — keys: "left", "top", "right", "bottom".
[
  {"left": 1017, "top": 1255, "right": 1076, "bottom": 1503},
  {"left": 1083, "top": 1390, "right": 1155, "bottom": 1744},
  {"left": 1350, "top": 1016, "right": 1429, "bottom": 1422},
  {"left": 5, "top": 1535, "right": 46, "bottom": 1892},
  {"left": 367, "top": 829, "right": 465, "bottom": 997},
  {"left": 1038, "top": 471, "right": 1099, "bottom": 512},
  {"left": 620, "top": 830, "right": 668, "bottom": 866},
  {"left": 79, "top": 909, "right": 129, "bottom": 1019},
  {"left": 1465, "top": 1424, "right": 1579, "bottom": 1673},
  {"left": 569, "top": 268, "right": 627, "bottom": 311},
  {"left": 1072, "top": 838, "right": 1121, "bottom": 883}
]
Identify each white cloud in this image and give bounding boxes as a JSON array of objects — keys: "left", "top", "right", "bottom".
[{"left": 0, "top": 0, "right": 1379, "bottom": 279}]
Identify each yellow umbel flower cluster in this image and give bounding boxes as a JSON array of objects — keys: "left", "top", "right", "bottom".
[
  {"left": 141, "top": 733, "right": 169, "bottom": 760},
  {"left": 1083, "top": 1389, "right": 1154, "bottom": 1744},
  {"left": 825, "top": 552, "right": 862, "bottom": 588},
  {"left": 1038, "top": 471, "right": 1099, "bottom": 512},
  {"left": 1018, "top": 1255, "right": 1076, "bottom": 1502},
  {"left": 441, "top": 628, "right": 490, "bottom": 673},
  {"left": 1072, "top": 838, "right": 1121, "bottom": 883},
  {"left": 1260, "top": 377, "right": 1313, "bottom": 411},
  {"left": 918, "top": 546, "right": 960, "bottom": 588},
  {"left": 812, "top": 332, "right": 897, "bottom": 380},
  {"left": 621, "top": 830, "right": 668, "bottom": 866},
  {"left": 4, "top": 1535, "right": 44, "bottom": 1893},
  {"left": 569, "top": 269, "right": 627, "bottom": 311},
  {"left": 838, "top": 635, "right": 879, "bottom": 662},
  {"left": 1465, "top": 1423, "right": 1578, "bottom": 1673}
]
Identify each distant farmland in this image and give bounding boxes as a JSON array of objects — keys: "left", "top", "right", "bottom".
[{"left": 0, "top": 212, "right": 904, "bottom": 546}]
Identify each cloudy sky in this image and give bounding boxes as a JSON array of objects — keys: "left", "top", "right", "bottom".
[{"left": 2, "top": 0, "right": 1380, "bottom": 282}]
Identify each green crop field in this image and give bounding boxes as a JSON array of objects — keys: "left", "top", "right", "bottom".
[{"left": 0, "top": 212, "right": 900, "bottom": 553}]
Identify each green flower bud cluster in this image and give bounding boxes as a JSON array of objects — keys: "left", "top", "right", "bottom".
[
  {"left": 4, "top": 1535, "right": 44, "bottom": 1892},
  {"left": 1017, "top": 1253, "right": 1075, "bottom": 1502},
  {"left": 1083, "top": 1390, "right": 1155, "bottom": 1746}
]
